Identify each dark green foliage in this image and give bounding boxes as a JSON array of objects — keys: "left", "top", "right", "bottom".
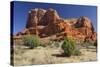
[
  {"left": 23, "top": 35, "right": 40, "bottom": 49},
  {"left": 94, "top": 40, "right": 97, "bottom": 52},
  {"left": 61, "top": 37, "right": 81, "bottom": 57},
  {"left": 94, "top": 40, "right": 97, "bottom": 47}
]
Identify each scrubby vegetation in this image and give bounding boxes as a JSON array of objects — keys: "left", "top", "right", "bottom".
[
  {"left": 94, "top": 40, "right": 97, "bottom": 48},
  {"left": 13, "top": 36, "right": 97, "bottom": 65},
  {"left": 47, "top": 40, "right": 60, "bottom": 48},
  {"left": 61, "top": 37, "right": 81, "bottom": 57},
  {"left": 13, "top": 35, "right": 97, "bottom": 65},
  {"left": 94, "top": 40, "right": 97, "bottom": 52},
  {"left": 81, "top": 40, "right": 94, "bottom": 49},
  {"left": 23, "top": 35, "right": 40, "bottom": 49}
]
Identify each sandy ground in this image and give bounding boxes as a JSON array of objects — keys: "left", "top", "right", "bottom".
[{"left": 13, "top": 43, "right": 97, "bottom": 66}]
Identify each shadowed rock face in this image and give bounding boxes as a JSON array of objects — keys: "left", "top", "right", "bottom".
[{"left": 16, "top": 8, "right": 97, "bottom": 42}]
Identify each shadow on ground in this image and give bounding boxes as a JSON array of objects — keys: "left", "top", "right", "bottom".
[{"left": 52, "top": 53, "right": 70, "bottom": 57}]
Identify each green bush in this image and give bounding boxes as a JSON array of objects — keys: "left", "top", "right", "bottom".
[
  {"left": 61, "top": 37, "right": 81, "bottom": 57},
  {"left": 94, "top": 40, "right": 97, "bottom": 48},
  {"left": 94, "top": 40, "right": 97, "bottom": 52},
  {"left": 23, "top": 35, "right": 40, "bottom": 49}
]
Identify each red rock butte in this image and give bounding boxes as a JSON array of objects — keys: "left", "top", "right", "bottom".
[{"left": 15, "top": 8, "right": 97, "bottom": 42}]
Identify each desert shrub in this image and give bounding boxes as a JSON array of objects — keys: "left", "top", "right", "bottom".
[
  {"left": 54, "top": 41, "right": 60, "bottom": 48},
  {"left": 94, "top": 40, "right": 97, "bottom": 52},
  {"left": 44, "top": 40, "right": 54, "bottom": 48},
  {"left": 47, "top": 40, "right": 60, "bottom": 48},
  {"left": 23, "top": 35, "right": 40, "bottom": 49},
  {"left": 73, "top": 49, "right": 81, "bottom": 56},
  {"left": 47, "top": 40, "right": 54, "bottom": 46},
  {"left": 94, "top": 40, "right": 97, "bottom": 48},
  {"left": 61, "top": 37, "right": 81, "bottom": 57},
  {"left": 82, "top": 40, "right": 94, "bottom": 48}
]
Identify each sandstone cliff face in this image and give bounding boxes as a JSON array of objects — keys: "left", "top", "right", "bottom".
[
  {"left": 26, "top": 8, "right": 46, "bottom": 28},
  {"left": 16, "top": 8, "right": 97, "bottom": 42},
  {"left": 39, "top": 8, "right": 60, "bottom": 25}
]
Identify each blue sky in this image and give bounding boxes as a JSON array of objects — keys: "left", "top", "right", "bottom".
[{"left": 12, "top": 1, "right": 97, "bottom": 35}]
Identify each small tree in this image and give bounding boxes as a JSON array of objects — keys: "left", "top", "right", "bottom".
[
  {"left": 23, "top": 35, "right": 40, "bottom": 49},
  {"left": 61, "top": 37, "right": 81, "bottom": 57}
]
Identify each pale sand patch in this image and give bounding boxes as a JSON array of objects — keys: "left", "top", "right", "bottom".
[{"left": 13, "top": 45, "right": 97, "bottom": 66}]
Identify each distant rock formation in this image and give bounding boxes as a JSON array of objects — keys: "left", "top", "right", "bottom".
[{"left": 16, "top": 8, "right": 97, "bottom": 43}]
